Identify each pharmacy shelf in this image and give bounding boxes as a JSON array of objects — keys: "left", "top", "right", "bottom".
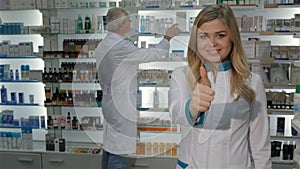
[
  {"left": 39, "top": 7, "right": 110, "bottom": 12},
  {"left": 268, "top": 109, "right": 294, "bottom": 115},
  {"left": 42, "top": 32, "right": 106, "bottom": 40},
  {"left": 264, "top": 84, "right": 296, "bottom": 89},
  {"left": 139, "top": 82, "right": 169, "bottom": 87},
  {"left": 137, "top": 128, "right": 180, "bottom": 134},
  {"left": 43, "top": 57, "right": 96, "bottom": 63},
  {"left": 58, "top": 82, "right": 101, "bottom": 90},
  {"left": 271, "top": 135, "right": 300, "bottom": 140},
  {"left": 138, "top": 32, "right": 190, "bottom": 36},
  {"left": 0, "top": 103, "right": 40, "bottom": 106},
  {"left": 138, "top": 108, "right": 169, "bottom": 112},
  {"left": 0, "top": 80, "right": 39, "bottom": 83},
  {"left": 45, "top": 105, "right": 101, "bottom": 108},
  {"left": 271, "top": 158, "right": 292, "bottom": 165}
]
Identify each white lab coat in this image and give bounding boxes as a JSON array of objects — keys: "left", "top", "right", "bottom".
[
  {"left": 169, "top": 65, "right": 272, "bottom": 169},
  {"left": 95, "top": 32, "right": 170, "bottom": 154}
]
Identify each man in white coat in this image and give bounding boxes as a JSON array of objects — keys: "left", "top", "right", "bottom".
[{"left": 95, "top": 8, "right": 180, "bottom": 169}]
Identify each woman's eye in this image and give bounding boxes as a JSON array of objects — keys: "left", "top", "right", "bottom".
[
  {"left": 217, "top": 34, "right": 226, "bottom": 38},
  {"left": 199, "top": 34, "right": 207, "bottom": 39}
]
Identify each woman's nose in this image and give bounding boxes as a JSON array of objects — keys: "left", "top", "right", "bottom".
[{"left": 209, "top": 37, "right": 217, "bottom": 47}]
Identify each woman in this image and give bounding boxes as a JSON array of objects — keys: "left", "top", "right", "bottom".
[{"left": 168, "top": 4, "right": 271, "bottom": 169}]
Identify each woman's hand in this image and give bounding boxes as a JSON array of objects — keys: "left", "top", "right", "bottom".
[{"left": 189, "top": 66, "right": 214, "bottom": 120}]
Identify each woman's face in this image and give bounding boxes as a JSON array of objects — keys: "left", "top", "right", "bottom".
[{"left": 196, "top": 19, "right": 232, "bottom": 67}]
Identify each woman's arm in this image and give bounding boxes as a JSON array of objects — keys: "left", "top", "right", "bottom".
[{"left": 248, "top": 74, "right": 272, "bottom": 169}]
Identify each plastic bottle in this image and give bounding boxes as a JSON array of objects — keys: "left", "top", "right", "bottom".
[
  {"left": 0, "top": 132, "right": 3, "bottom": 149},
  {"left": 25, "top": 65, "right": 30, "bottom": 80},
  {"left": 2, "top": 132, "right": 7, "bottom": 149},
  {"left": 53, "top": 116, "right": 58, "bottom": 129},
  {"left": 294, "top": 84, "right": 300, "bottom": 114},
  {"left": 26, "top": 127, "right": 33, "bottom": 149},
  {"left": 15, "top": 69, "right": 19, "bottom": 80},
  {"left": 137, "top": 90, "right": 142, "bottom": 108},
  {"left": 1, "top": 85, "right": 7, "bottom": 104},
  {"left": 72, "top": 116, "right": 78, "bottom": 130},
  {"left": 85, "top": 14, "right": 91, "bottom": 33},
  {"left": 15, "top": 132, "right": 22, "bottom": 149},
  {"left": 77, "top": 14, "right": 83, "bottom": 33},
  {"left": 9, "top": 69, "right": 14, "bottom": 80},
  {"left": 20, "top": 65, "right": 25, "bottom": 80},
  {"left": 140, "top": 16, "right": 145, "bottom": 33},
  {"left": 21, "top": 127, "right": 27, "bottom": 149},
  {"left": 293, "top": 142, "right": 300, "bottom": 169},
  {"left": 153, "top": 87, "right": 159, "bottom": 108},
  {"left": 66, "top": 112, "right": 72, "bottom": 130},
  {"left": 60, "top": 115, "right": 66, "bottom": 129},
  {"left": 292, "top": 84, "right": 300, "bottom": 135},
  {"left": 91, "top": 14, "right": 97, "bottom": 33}
]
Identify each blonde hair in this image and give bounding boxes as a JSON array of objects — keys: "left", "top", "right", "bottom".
[{"left": 187, "top": 4, "right": 255, "bottom": 105}]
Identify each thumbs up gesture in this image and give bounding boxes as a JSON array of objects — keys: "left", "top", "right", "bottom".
[{"left": 189, "top": 66, "right": 214, "bottom": 120}]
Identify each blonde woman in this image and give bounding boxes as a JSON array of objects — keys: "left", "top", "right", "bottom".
[{"left": 169, "top": 4, "right": 271, "bottom": 169}]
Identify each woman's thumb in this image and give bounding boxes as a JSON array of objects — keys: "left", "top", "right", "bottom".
[{"left": 200, "top": 66, "right": 210, "bottom": 87}]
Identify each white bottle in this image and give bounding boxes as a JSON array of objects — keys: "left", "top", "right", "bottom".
[
  {"left": 137, "top": 90, "right": 142, "bottom": 108},
  {"left": 26, "top": 127, "right": 33, "bottom": 149},
  {"left": 294, "top": 84, "right": 300, "bottom": 114},
  {"left": 91, "top": 14, "right": 97, "bottom": 32},
  {"left": 292, "top": 84, "right": 300, "bottom": 135},
  {"left": 293, "top": 141, "right": 300, "bottom": 169},
  {"left": 153, "top": 87, "right": 159, "bottom": 108},
  {"left": 15, "top": 69, "right": 19, "bottom": 80}
]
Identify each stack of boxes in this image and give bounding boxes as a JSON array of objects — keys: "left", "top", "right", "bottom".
[
  {"left": 242, "top": 40, "right": 271, "bottom": 59},
  {"left": 0, "top": 40, "right": 33, "bottom": 57}
]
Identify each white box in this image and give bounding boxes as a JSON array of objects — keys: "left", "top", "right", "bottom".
[
  {"left": 242, "top": 40, "right": 255, "bottom": 58},
  {"left": 60, "top": 0, "right": 68, "bottom": 8},
  {"left": 60, "top": 19, "right": 65, "bottom": 34},
  {"left": 28, "top": 0, "right": 36, "bottom": 9},
  {"left": 43, "top": 38, "right": 51, "bottom": 51},
  {"left": 0, "top": 43, "right": 3, "bottom": 54},
  {"left": 14, "top": 45, "right": 19, "bottom": 56},
  {"left": 19, "top": 42, "right": 25, "bottom": 56},
  {"left": 24, "top": 42, "right": 33, "bottom": 56},
  {"left": 55, "top": 0, "right": 61, "bottom": 8},
  {"left": 2, "top": 41, "right": 10, "bottom": 55},
  {"left": 9, "top": 45, "right": 15, "bottom": 56},
  {"left": 42, "top": 0, "right": 48, "bottom": 9},
  {"left": 36, "top": 0, "right": 42, "bottom": 9},
  {"left": 291, "top": 66, "right": 300, "bottom": 84},
  {"left": 47, "top": 0, "right": 55, "bottom": 9},
  {"left": 50, "top": 17, "right": 60, "bottom": 33},
  {"left": 69, "top": 19, "right": 76, "bottom": 34},
  {"left": 50, "top": 36, "right": 58, "bottom": 51},
  {"left": 176, "top": 12, "right": 187, "bottom": 33},
  {"left": 255, "top": 41, "right": 271, "bottom": 58}
]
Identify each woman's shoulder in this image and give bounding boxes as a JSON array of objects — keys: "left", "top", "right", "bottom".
[
  {"left": 171, "top": 66, "right": 191, "bottom": 78},
  {"left": 248, "top": 72, "right": 264, "bottom": 88}
]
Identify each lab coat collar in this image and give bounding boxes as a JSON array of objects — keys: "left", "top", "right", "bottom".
[
  {"left": 106, "top": 32, "right": 124, "bottom": 40},
  {"left": 205, "top": 60, "right": 232, "bottom": 72}
]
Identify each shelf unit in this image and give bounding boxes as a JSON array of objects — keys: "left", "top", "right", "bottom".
[
  {"left": 0, "top": 3, "right": 299, "bottom": 168},
  {"left": 0, "top": 51, "right": 46, "bottom": 142}
]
